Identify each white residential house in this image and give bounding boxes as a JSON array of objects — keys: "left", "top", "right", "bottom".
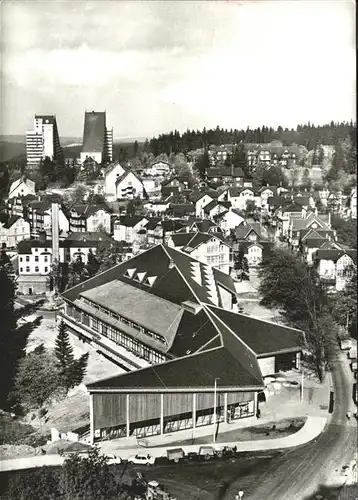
[
  {"left": 142, "top": 178, "right": 161, "bottom": 197},
  {"left": 69, "top": 205, "right": 111, "bottom": 233},
  {"left": 167, "top": 232, "right": 233, "bottom": 274},
  {"left": 116, "top": 171, "right": 145, "bottom": 199},
  {"left": 17, "top": 232, "right": 111, "bottom": 295},
  {"left": 227, "top": 187, "right": 260, "bottom": 211},
  {"left": 195, "top": 194, "right": 215, "bottom": 218},
  {"left": 245, "top": 243, "right": 264, "bottom": 267},
  {"left": 203, "top": 200, "right": 228, "bottom": 220},
  {"left": 0, "top": 215, "right": 31, "bottom": 248},
  {"left": 214, "top": 209, "right": 245, "bottom": 235},
  {"left": 8, "top": 177, "right": 36, "bottom": 200},
  {"left": 104, "top": 163, "right": 126, "bottom": 201},
  {"left": 143, "top": 161, "right": 171, "bottom": 177},
  {"left": 143, "top": 199, "right": 171, "bottom": 215},
  {"left": 315, "top": 249, "right": 356, "bottom": 292},
  {"left": 113, "top": 216, "right": 148, "bottom": 243},
  {"left": 27, "top": 201, "right": 70, "bottom": 238}
]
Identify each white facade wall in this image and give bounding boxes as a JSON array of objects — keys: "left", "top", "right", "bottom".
[
  {"left": 195, "top": 195, "right": 214, "bottom": 218},
  {"left": 104, "top": 163, "right": 125, "bottom": 201},
  {"left": 86, "top": 210, "right": 111, "bottom": 233},
  {"left": 19, "top": 248, "right": 52, "bottom": 276},
  {"left": 229, "top": 192, "right": 261, "bottom": 211},
  {"left": 116, "top": 173, "right": 145, "bottom": 199},
  {"left": 218, "top": 211, "right": 244, "bottom": 234},
  {"left": 0, "top": 218, "right": 31, "bottom": 248},
  {"left": 8, "top": 180, "right": 36, "bottom": 199},
  {"left": 246, "top": 245, "right": 263, "bottom": 267}
]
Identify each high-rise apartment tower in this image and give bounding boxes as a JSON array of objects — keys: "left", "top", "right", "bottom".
[{"left": 26, "top": 115, "right": 62, "bottom": 168}]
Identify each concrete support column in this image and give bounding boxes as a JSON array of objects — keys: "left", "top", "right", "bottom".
[
  {"left": 224, "top": 392, "right": 228, "bottom": 423},
  {"left": 89, "top": 394, "right": 94, "bottom": 444},
  {"left": 254, "top": 392, "right": 258, "bottom": 417},
  {"left": 296, "top": 351, "right": 301, "bottom": 370},
  {"left": 160, "top": 394, "right": 164, "bottom": 434},
  {"left": 192, "top": 393, "right": 196, "bottom": 429},
  {"left": 126, "top": 394, "right": 130, "bottom": 438}
]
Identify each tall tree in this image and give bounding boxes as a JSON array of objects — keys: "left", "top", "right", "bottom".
[
  {"left": 68, "top": 254, "right": 87, "bottom": 287},
  {"left": 259, "top": 248, "right": 337, "bottom": 381},
  {"left": 55, "top": 320, "right": 74, "bottom": 372},
  {"left": 133, "top": 140, "right": 139, "bottom": 157},
  {"left": 12, "top": 350, "right": 61, "bottom": 411},
  {"left": 195, "top": 150, "right": 210, "bottom": 179}
]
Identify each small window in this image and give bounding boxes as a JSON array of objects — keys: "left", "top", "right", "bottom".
[
  {"left": 35, "top": 256, "right": 39, "bottom": 262},
  {"left": 20, "top": 257, "right": 23, "bottom": 262},
  {"left": 20, "top": 267, "right": 23, "bottom": 272},
  {"left": 26, "top": 266, "right": 30, "bottom": 272},
  {"left": 35, "top": 248, "right": 38, "bottom": 252},
  {"left": 44, "top": 256, "right": 48, "bottom": 262},
  {"left": 26, "top": 256, "right": 30, "bottom": 262},
  {"left": 35, "top": 266, "right": 39, "bottom": 272},
  {"left": 44, "top": 266, "right": 48, "bottom": 272}
]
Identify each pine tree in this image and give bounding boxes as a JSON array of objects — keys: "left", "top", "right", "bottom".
[
  {"left": 232, "top": 143, "right": 250, "bottom": 178},
  {"left": 71, "top": 353, "right": 89, "bottom": 387},
  {"left": 54, "top": 320, "right": 74, "bottom": 372}
]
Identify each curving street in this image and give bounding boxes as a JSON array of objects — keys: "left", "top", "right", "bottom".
[{"left": 222, "top": 351, "right": 357, "bottom": 500}]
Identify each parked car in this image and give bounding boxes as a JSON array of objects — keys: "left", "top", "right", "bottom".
[
  {"left": 106, "top": 454, "right": 122, "bottom": 465},
  {"left": 128, "top": 453, "right": 156, "bottom": 466},
  {"left": 198, "top": 446, "right": 216, "bottom": 461},
  {"left": 183, "top": 451, "right": 199, "bottom": 462},
  {"left": 166, "top": 448, "right": 184, "bottom": 463}
]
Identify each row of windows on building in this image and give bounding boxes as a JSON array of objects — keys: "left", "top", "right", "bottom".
[
  {"left": 20, "top": 255, "right": 49, "bottom": 262},
  {"left": 67, "top": 302, "right": 166, "bottom": 365},
  {"left": 20, "top": 266, "right": 48, "bottom": 273},
  {"left": 81, "top": 297, "right": 167, "bottom": 345}
]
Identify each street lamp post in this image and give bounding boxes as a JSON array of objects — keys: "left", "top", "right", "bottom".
[{"left": 213, "top": 377, "right": 220, "bottom": 443}]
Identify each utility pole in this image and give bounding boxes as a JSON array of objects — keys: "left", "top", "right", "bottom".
[
  {"left": 346, "top": 311, "right": 350, "bottom": 332},
  {"left": 213, "top": 377, "right": 220, "bottom": 443}
]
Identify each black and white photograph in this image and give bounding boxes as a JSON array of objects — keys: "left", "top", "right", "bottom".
[{"left": 0, "top": 1, "right": 356, "bottom": 499}]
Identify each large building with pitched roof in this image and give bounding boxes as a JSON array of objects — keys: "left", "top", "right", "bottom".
[
  {"left": 60, "top": 245, "right": 303, "bottom": 443},
  {"left": 80, "top": 111, "right": 113, "bottom": 165}
]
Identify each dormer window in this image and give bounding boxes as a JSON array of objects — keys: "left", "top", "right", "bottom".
[{"left": 124, "top": 268, "right": 136, "bottom": 279}]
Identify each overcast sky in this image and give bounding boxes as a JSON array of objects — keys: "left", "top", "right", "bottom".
[{"left": 1, "top": 0, "right": 356, "bottom": 139}]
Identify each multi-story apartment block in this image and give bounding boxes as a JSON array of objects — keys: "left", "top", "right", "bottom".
[
  {"left": 80, "top": 111, "right": 113, "bottom": 165},
  {"left": 69, "top": 204, "right": 111, "bottom": 233},
  {"left": 26, "top": 115, "right": 63, "bottom": 168}
]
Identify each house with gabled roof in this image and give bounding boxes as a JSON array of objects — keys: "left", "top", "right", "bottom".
[
  {"left": 161, "top": 177, "right": 186, "bottom": 198},
  {"left": 227, "top": 186, "right": 260, "bottom": 211},
  {"left": 288, "top": 212, "right": 332, "bottom": 248},
  {"left": 189, "top": 219, "right": 223, "bottom": 235},
  {"left": 213, "top": 208, "right": 245, "bottom": 235},
  {"left": 116, "top": 170, "right": 145, "bottom": 200},
  {"left": 167, "top": 231, "right": 232, "bottom": 274},
  {"left": 7, "top": 176, "right": 36, "bottom": 200},
  {"left": 113, "top": 215, "right": 148, "bottom": 244},
  {"left": 59, "top": 244, "right": 303, "bottom": 442},
  {"left": 0, "top": 214, "right": 30, "bottom": 248},
  {"left": 103, "top": 162, "right": 126, "bottom": 201},
  {"left": 202, "top": 200, "right": 228, "bottom": 220},
  {"left": 314, "top": 249, "right": 357, "bottom": 291},
  {"left": 69, "top": 204, "right": 111, "bottom": 233}
]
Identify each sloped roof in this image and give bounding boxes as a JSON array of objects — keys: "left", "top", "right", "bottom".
[
  {"left": 115, "top": 215, "right": 147, "bottom": 228},
  {"left": 315, "top": 249, "right": 357, "bottom": 263},
  {"left": 71, "top": 204, "right": 110, "bottom": 218},
  {"left": 203, "top": 200, "right": 219, "bottom": 213},
  {"left": 115, "top": 170, "right": 143, "bottom": 186},
  {"left": 82, "top": 111, "right": 105, "bottom": 153},
  {"left": 291, "top": 214, "right": 331, "bottom": 232},
  {"left": 81, "top": 281, "right": 183, "bottom": 348},
  {"left": 206, "top": 305, "right": 303, "bottom": 356},
  {"left": 145, "top": 217, "right": 162, "bottom": 230},
  {"left": 235, "top": 224, "right": 262, "bottom": 240},
  {"left": 87, "top": 346, "right": 263, "bottom": 391}
]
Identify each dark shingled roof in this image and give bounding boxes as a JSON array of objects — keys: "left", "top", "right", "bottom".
[
  {"left": 206, "top": 305, "right": 303, "bottom": 356},
  {"left": 71, "top": 204, "right": 110, "bottom": 218},
  {"left": 115, "top": 215, "right": 147, "bottom": 228},
  {"left": 315, "top": 249, "right": 357, "bottom": 263},
  {"left": 82, "top": 111, "right": 106, "bottom": 153},
  {"left": 86, "top": 346, "right": 264, "bottom": 391}
]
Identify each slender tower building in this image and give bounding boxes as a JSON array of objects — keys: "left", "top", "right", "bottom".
[
  {"left": 26, "top": 115, "right": 63, "bottom": 169},
  {"left": 80, "top": 110, "right": 113, "bottom": 165}
]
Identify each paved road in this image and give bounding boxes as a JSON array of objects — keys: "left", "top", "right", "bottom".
[{"left": 224, "top": 352, "right": 357, "bottom": 500}]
